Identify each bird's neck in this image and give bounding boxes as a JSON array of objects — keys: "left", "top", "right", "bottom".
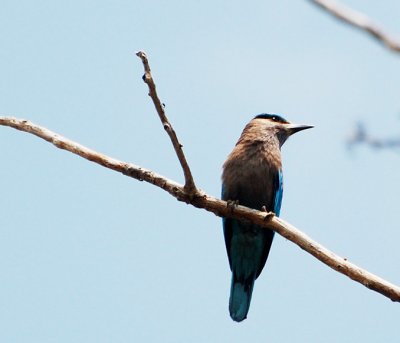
[
  {"left": 237, "top": 122, "right": 281, "bottom": 146},
  {"left": 225, "top": 130, "right": 282, "bottom": 173},
  {"left": 237, "top": 123, "right": 281, "bottom": 154},
  {"left": 236, "top": 139, "right": 281, "bottom": 167}
]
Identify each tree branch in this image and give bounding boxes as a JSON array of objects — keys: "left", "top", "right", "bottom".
[
  {"left": 309, "top": 0, "right": 400, "bottom": 53},
  {"left": 136, "top": 51, "right": 197, "bottom": 194},
  {"left": 347, "top": 122, "right": 400, "bottom": 151},
  {"left": 1, "top": 115, "right": 400, "bottom": 302}
]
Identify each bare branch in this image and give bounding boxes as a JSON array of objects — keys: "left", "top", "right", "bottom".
[
  {"left": 136, "top": 51, "right": 197, "bottom": 194},
  {"left": 347, "top": 122, "right": 400, "bottom": 151},
  {"left": 1, "top": 115, "right": 400, "bottom": 302},
  {"left": 310, "top": 0, "right": 400, "bottom": 53}
]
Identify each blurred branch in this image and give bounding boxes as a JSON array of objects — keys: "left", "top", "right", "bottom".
[
  {"left": 310, "top": 0, "right": 400, "bottom": 53},
  {"left": 1, "top": 115, "right": 400, "bottom": 303},
  {"left": 347, "top": 122, "right": 400, "bottom": 150},
  {"left": 136, "top": 51, "right": 197, "bottom": 195}
]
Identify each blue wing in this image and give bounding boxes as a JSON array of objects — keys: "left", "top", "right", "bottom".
[
  {"left": 273, "top": 169, "right": 283, "bottom": 216},
  {"left": 221, "top": 184, "right": 232, "bottom": 268}
]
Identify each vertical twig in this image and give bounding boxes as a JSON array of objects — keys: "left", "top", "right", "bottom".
[{"left": 136, "top": 51, "right": 197, "bottom": 195}]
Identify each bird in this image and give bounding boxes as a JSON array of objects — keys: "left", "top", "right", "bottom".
[{"left": 221, "top": 113, "right": 312, "bottom": 322}]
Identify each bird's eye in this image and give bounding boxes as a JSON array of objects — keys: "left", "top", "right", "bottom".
[
  {"left": 254, "top": 113, "right": 288, "bottom": 123},
  {"left": 268, "top": 115, "right": 288, "bottom": 123}
]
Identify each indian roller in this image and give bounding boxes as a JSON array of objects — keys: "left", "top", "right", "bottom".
[{"left": 222, "top": 113, "right": 312, "bottom": 322}]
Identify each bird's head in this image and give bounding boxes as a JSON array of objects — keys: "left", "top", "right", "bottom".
[{"left": 252, "top": 113, "right": 313, "bottom": 146}]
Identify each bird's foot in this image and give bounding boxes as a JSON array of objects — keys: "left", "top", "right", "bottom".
[
  {"left": 227, "top": 200, "right": 239, "bottom": 213},
  {"left": 261, "top": 206, "right": 275, "bottom": 221}
]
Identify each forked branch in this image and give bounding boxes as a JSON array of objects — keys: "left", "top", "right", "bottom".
[
  {"left": 1, "top": 115, "right": 399, "bottom": 303},
  {"left": 347, "top": 122, "right": 400, "bottom": 151},
  {"left": 1, "top": 51, "right": 400, "bottom": 305}
]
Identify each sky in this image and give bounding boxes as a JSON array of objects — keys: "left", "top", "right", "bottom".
[{"left": 1, "top": 0, "right": 400, "bottom": 342}]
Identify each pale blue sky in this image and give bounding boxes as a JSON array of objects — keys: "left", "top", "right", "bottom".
[{"left": 1, "top": 1, "right": 400, "bottom": 342}]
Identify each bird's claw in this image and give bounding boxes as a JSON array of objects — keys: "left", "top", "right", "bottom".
[
  {"left": 263, "top": 211, "right": 275, "bottom": 222},
  {"left": 227, "top": 200, "right": 239, "bottom": 212}
]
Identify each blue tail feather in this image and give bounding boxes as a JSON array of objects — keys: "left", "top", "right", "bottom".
[{"left": 229, "top": 275, "right": 255, "bottom": 322}]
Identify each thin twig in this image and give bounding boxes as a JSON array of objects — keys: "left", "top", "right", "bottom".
[
  {"left": 310, "top": 0, "right": 400, "bottom": 53},
  {"left": 135, "top": 51, "right": 197, "bottom": 194},
  {"left": 347, "top": 122, "right": 400, "bottom": 151},
  {"left": 1, "top": 116, "right": 399, "bottom": 302}
]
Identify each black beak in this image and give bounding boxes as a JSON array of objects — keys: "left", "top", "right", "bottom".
[{"left": 287, "top": 123, "right": 313, "bottom": 135}]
